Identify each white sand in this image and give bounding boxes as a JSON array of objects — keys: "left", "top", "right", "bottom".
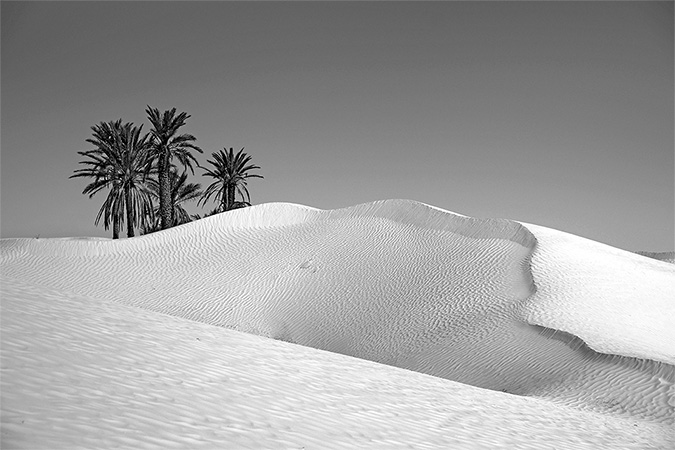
[{"left": 1, "top": 199, "right": 674, "bottom": 448}]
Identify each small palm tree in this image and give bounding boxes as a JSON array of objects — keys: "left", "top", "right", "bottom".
[
  {"left": 143, "top": 168, "right": 203, "bottom": 233},
  {"left": 199, "top": 148, "right": 263, "bottom": 212},
  {"left": 71, "top": 120, "right": 154, "bottom": 238},
  {"left": 146, "top": 106, "right": 202, "bottom": 231}
]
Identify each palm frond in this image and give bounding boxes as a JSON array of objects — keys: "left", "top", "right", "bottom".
[
  {"left": 71, "top": 119, "right": 155, "bottom": 237},
  {"left": 198, "top": 147, "right": 263, "bottom": 212}
]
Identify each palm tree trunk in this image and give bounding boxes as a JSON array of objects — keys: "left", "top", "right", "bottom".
[
  {"left": 158, "top": 152, "right": 172, "bottom": 230},
  {"left": 226, "top": 184, "right": 235, "bottom": 211},
  {"left": 125, "top": 184, "right": 135, "bottom": 238},
  {"left": 113, "top": 216, "right": 120, "bottom": 240},
  {"left": 170, "top": 189, "right": 175, "bottom": 226}
]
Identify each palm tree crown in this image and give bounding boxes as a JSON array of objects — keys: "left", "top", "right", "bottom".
[
  {"left": 70, "top": 120, "right": 154, "bottom": 238},
  {"left": 199, "top": 147, "right": 263, "bottom": 212},
  {"left": 146, "top": 106, "right": 202, "bottom": 230}
]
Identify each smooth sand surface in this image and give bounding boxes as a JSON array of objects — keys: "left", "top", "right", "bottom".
[{"left": 2, "top": 199, "right": 674, "bottom": 448}]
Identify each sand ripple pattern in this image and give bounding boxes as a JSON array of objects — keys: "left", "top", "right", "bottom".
[
  {"left": 2, "top": 199, "right": 674, "bottom": 431},
  {"left": 3, "top": 279, "right": 671, "bottom": 449}
]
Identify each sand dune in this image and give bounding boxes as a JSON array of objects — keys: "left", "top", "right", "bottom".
[
  {"left": 2, "top": 278, "right": 670, "bottom": 449},
  {"left": 2, "top": 199, "right": 674, "bottom": 448},
  {"left": 637, "top": 251, "right": 675, "bottom": 264}
]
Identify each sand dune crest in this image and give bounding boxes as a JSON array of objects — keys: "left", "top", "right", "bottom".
[{"left": 2, "top": 199, "right": 674, "bottom": 444}]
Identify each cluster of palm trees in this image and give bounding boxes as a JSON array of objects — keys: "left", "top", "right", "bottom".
[{"left": 71, "top": 106, "right": 263, "bottom": 239}]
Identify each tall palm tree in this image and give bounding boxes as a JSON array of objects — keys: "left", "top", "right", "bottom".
[
  {"left": 71, "top": 120, "right": 154, "bottom": 239},
  {"left": 199, "top": 147, "right": 263, "bottom": 212},
  {"left": 146, "top": 106, "right": 202, "bottom": 231},
  {"left": 143, "top": 168, "right": 203, "bottom": 233}
]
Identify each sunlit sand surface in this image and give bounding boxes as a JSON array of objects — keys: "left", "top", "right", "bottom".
[{"left": 2, "top": 200, "right": 673, "bottom": 448}]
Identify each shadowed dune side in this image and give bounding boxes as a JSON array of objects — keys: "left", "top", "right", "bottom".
[{"left": 1, "top": 200, "right": 673, "bottom": 426}]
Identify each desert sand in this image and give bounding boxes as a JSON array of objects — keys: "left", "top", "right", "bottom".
[{"left": 1, "top": 199, "right": 673, "bottom": 449}]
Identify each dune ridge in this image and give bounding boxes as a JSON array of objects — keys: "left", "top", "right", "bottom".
[
  {"left": 0, "top": 199, "right": 535, "bottom": 256},
  {"left": 520, "top": 221, "right": 675, "bottom": 366},
  {"left": 2, "top": 199, "right": 674, "bottom": 444}
]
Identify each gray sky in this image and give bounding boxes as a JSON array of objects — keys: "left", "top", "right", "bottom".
[{"left": 1, "top": 1, "right": 673, "bottom": 251}]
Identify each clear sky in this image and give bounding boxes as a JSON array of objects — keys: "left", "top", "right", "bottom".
[{"left": 1, "top": 1, "right": 673, "bottom": 251}]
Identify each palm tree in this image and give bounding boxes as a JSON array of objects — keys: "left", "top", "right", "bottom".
[
  {"left": 146, "top": 106, "right": 202, "bottom": 231},
  {"left": 199, "top": 148, "right": 263, "bottom": 213},
  {"left": 71, "top": 120, "right": 154, "bottom": 239},
  {"left": 143, "top": 168, "right": 203, "bottom": 233}
]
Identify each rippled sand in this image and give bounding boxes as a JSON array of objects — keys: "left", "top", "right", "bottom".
[{"left": 2, "top": 200, "right": 673, "bottom": 448}]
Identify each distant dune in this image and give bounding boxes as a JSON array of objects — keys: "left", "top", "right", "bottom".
[
  {"left": 2, "top": 200, "right": 674, "bottom": 448},
  {"left": 636, "top": 251, "right": 675, "bottom": 264}
]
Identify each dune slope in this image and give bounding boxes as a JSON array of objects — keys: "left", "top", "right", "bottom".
[
  {"left": 2, "top": 278, "right": 671, "bottom": 449},
  {"left": 2, "top": 199, "right": 674, "bottom": 445}
]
